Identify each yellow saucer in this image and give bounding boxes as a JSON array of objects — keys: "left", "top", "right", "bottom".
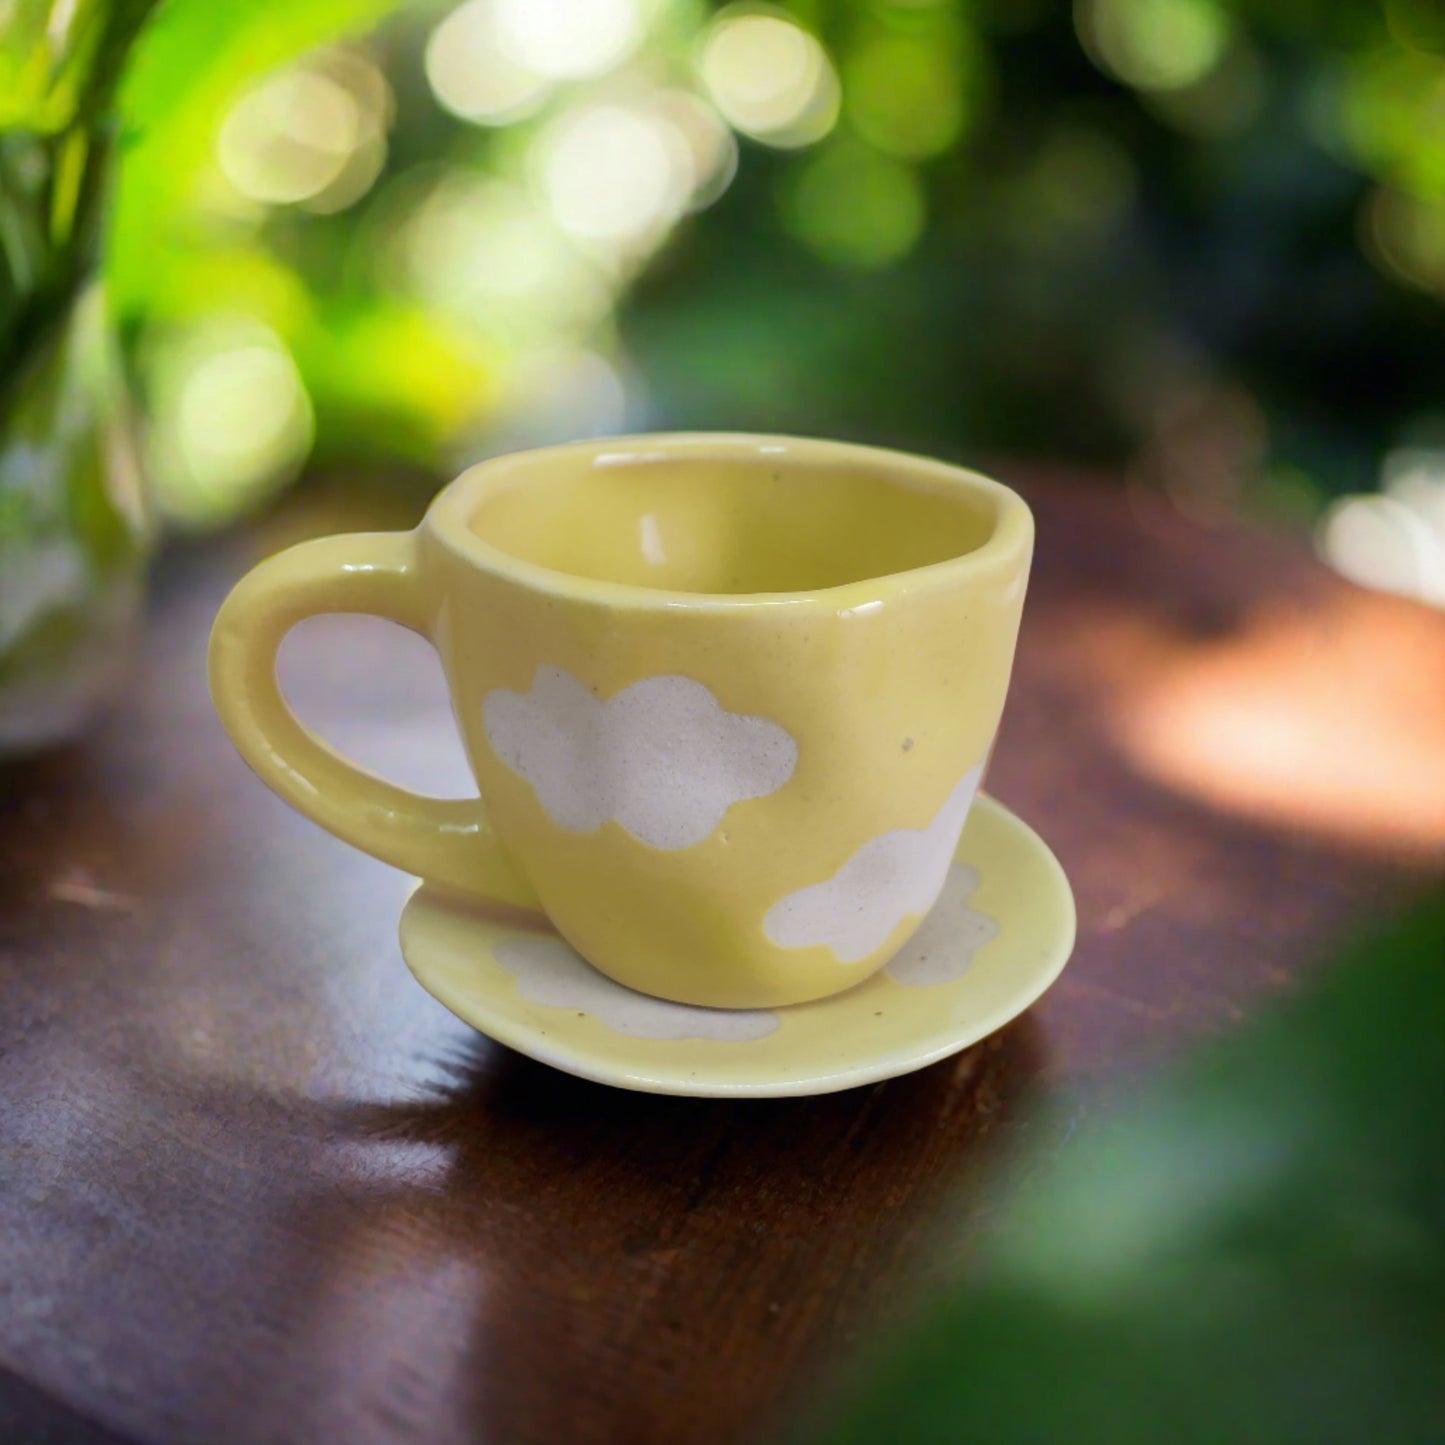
[{"left": 398, "top": 795, "right": 1075, "bottom": 1098}]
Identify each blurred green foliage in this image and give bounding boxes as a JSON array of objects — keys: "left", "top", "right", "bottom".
[
  {"left": 0, "top": 0, "right": 156, "bottom": 379},
  {"left": 630, "top": 0, "right": 1445, "bottom": 512},
  {"left": 807, "top": 894, "right": 1445, "bottom": 1445},
  {"left": 7, "top": 0, "right": 1445, "bottom": 533},
  {"left": 0, "top": 1, "right": 158, "bottom": 752}
]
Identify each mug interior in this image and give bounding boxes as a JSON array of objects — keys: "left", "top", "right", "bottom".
[{"left": 464, "top": 446, "right": 1000, "bottom": 596}]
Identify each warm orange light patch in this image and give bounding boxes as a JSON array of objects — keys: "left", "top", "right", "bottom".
[{"left": 1063, "top": 588, "right": 1445, "bottom": 854}]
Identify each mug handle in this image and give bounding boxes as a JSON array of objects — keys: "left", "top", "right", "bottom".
[{"left": 208, "top": 530, "right": 541, "bottom": 911}]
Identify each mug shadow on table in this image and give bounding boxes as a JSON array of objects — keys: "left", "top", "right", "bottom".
[{"left": 232, "top": 1015, "right": 1050, "bottom": 1443}]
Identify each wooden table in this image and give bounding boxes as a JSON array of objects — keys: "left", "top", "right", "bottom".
[{"left": 3, "top": 471, "right": 1443, "bottom": 1445}]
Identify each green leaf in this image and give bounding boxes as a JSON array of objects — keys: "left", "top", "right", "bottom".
[
  {"left": 0, "top": 0, "right": 158, "bottom": 133},
  {"left": 107, "top": 0, "right": 402, "bottom": 319}
]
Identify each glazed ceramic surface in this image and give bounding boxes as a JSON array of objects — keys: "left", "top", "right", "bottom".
[
  {"left": 399, "top": 794, "right": 1075, "bottom": 1097},
  {"left": 210, "top": 434, "right": 1034, "bottom": 1008}
]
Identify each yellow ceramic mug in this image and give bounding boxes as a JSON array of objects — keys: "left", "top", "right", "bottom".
[{"left": 210, "top": 434, "right": 1033, "bottom": 1008}]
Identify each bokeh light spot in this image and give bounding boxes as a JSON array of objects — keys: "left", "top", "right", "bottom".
[
  {"left": 397, "top": 173, "right": 612, "bottom": 335},
  {"left": 781, "top": 140, "right": 925, "bottom": 269},
  {"left": 1076, "top": 0, "right": 1231, "bottom": 93},
  {"left": 495, "top": 0, "right": 642, "bottom": 81},
  {"left": 646, "top": 90, "right": 738, "bottom": 211},
  {"left": 1386, "top": 0, "right": 1445, "bottom": 55},
  {"left": 844, "top": 33, "right": 969, "bottom": 160},
  {"left": 1365, "top": 189, "right": 1445, "bottom": 297},
  {"left": 217, "top": 50, "right": 390, "bottom": 214},
  {"left": 1144, "top": 36, "right": 1265, "bottom": 136},
  {"left": 537, "top": 104, "right": 691, "bottom": 248},
  {"left": 1319, "top": 448, "right": 1445, "bottom": 609},
  {"left": 178, "top": 348, "right": 308, "bottom": 481},
  {"left": 146, "top": 324, "right": 314, "bottom": 527},
  {"left": 1320, "top": 493, "right": 1445, "bottom": 607},
  {"left": 700, "top": 9, "right": 839, "bottom": 149},
  {"left": 426, "top": 0, "right": 553, "bottom": 125},
  {"left": 218, "top": 68, "right": 363, "bottom": 205}
]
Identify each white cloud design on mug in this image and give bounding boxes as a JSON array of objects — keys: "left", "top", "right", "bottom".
[
  {"left": 764, "top": 763, "right": 984, "bottom": 963},
  {"left": 482, "top": 666, "right": 798, "bottom": 850}
]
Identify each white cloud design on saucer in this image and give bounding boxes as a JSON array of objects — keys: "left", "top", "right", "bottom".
[
  {"left": 493, "top": 935, "right": 780, "bottom": 1041},
  {"left": 884, "top": 862, "right": 999, "bottom": 986},
  {"left": 763, "top": 763, "right": 985, "bottom": 963},
  {"left": 483, "top": 666, "right": 797, "bottom": 850}
]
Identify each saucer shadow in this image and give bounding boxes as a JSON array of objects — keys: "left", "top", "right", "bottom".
[{"left": 305, "top": 1010, "right": 1052, "bottom": 1442}]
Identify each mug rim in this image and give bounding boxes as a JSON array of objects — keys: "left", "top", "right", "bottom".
[{"left": 426, "top": 432, "right": 1033, "bottom": 613}]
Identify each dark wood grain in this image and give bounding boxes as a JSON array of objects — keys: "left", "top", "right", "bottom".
[{"left": 2, "top": 471, "right": 1442, "bottom": 1445}]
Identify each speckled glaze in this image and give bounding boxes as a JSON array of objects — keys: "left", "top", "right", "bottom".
[{"left": 209, "top": 434, "right": 1034, "bottom": 1008}]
